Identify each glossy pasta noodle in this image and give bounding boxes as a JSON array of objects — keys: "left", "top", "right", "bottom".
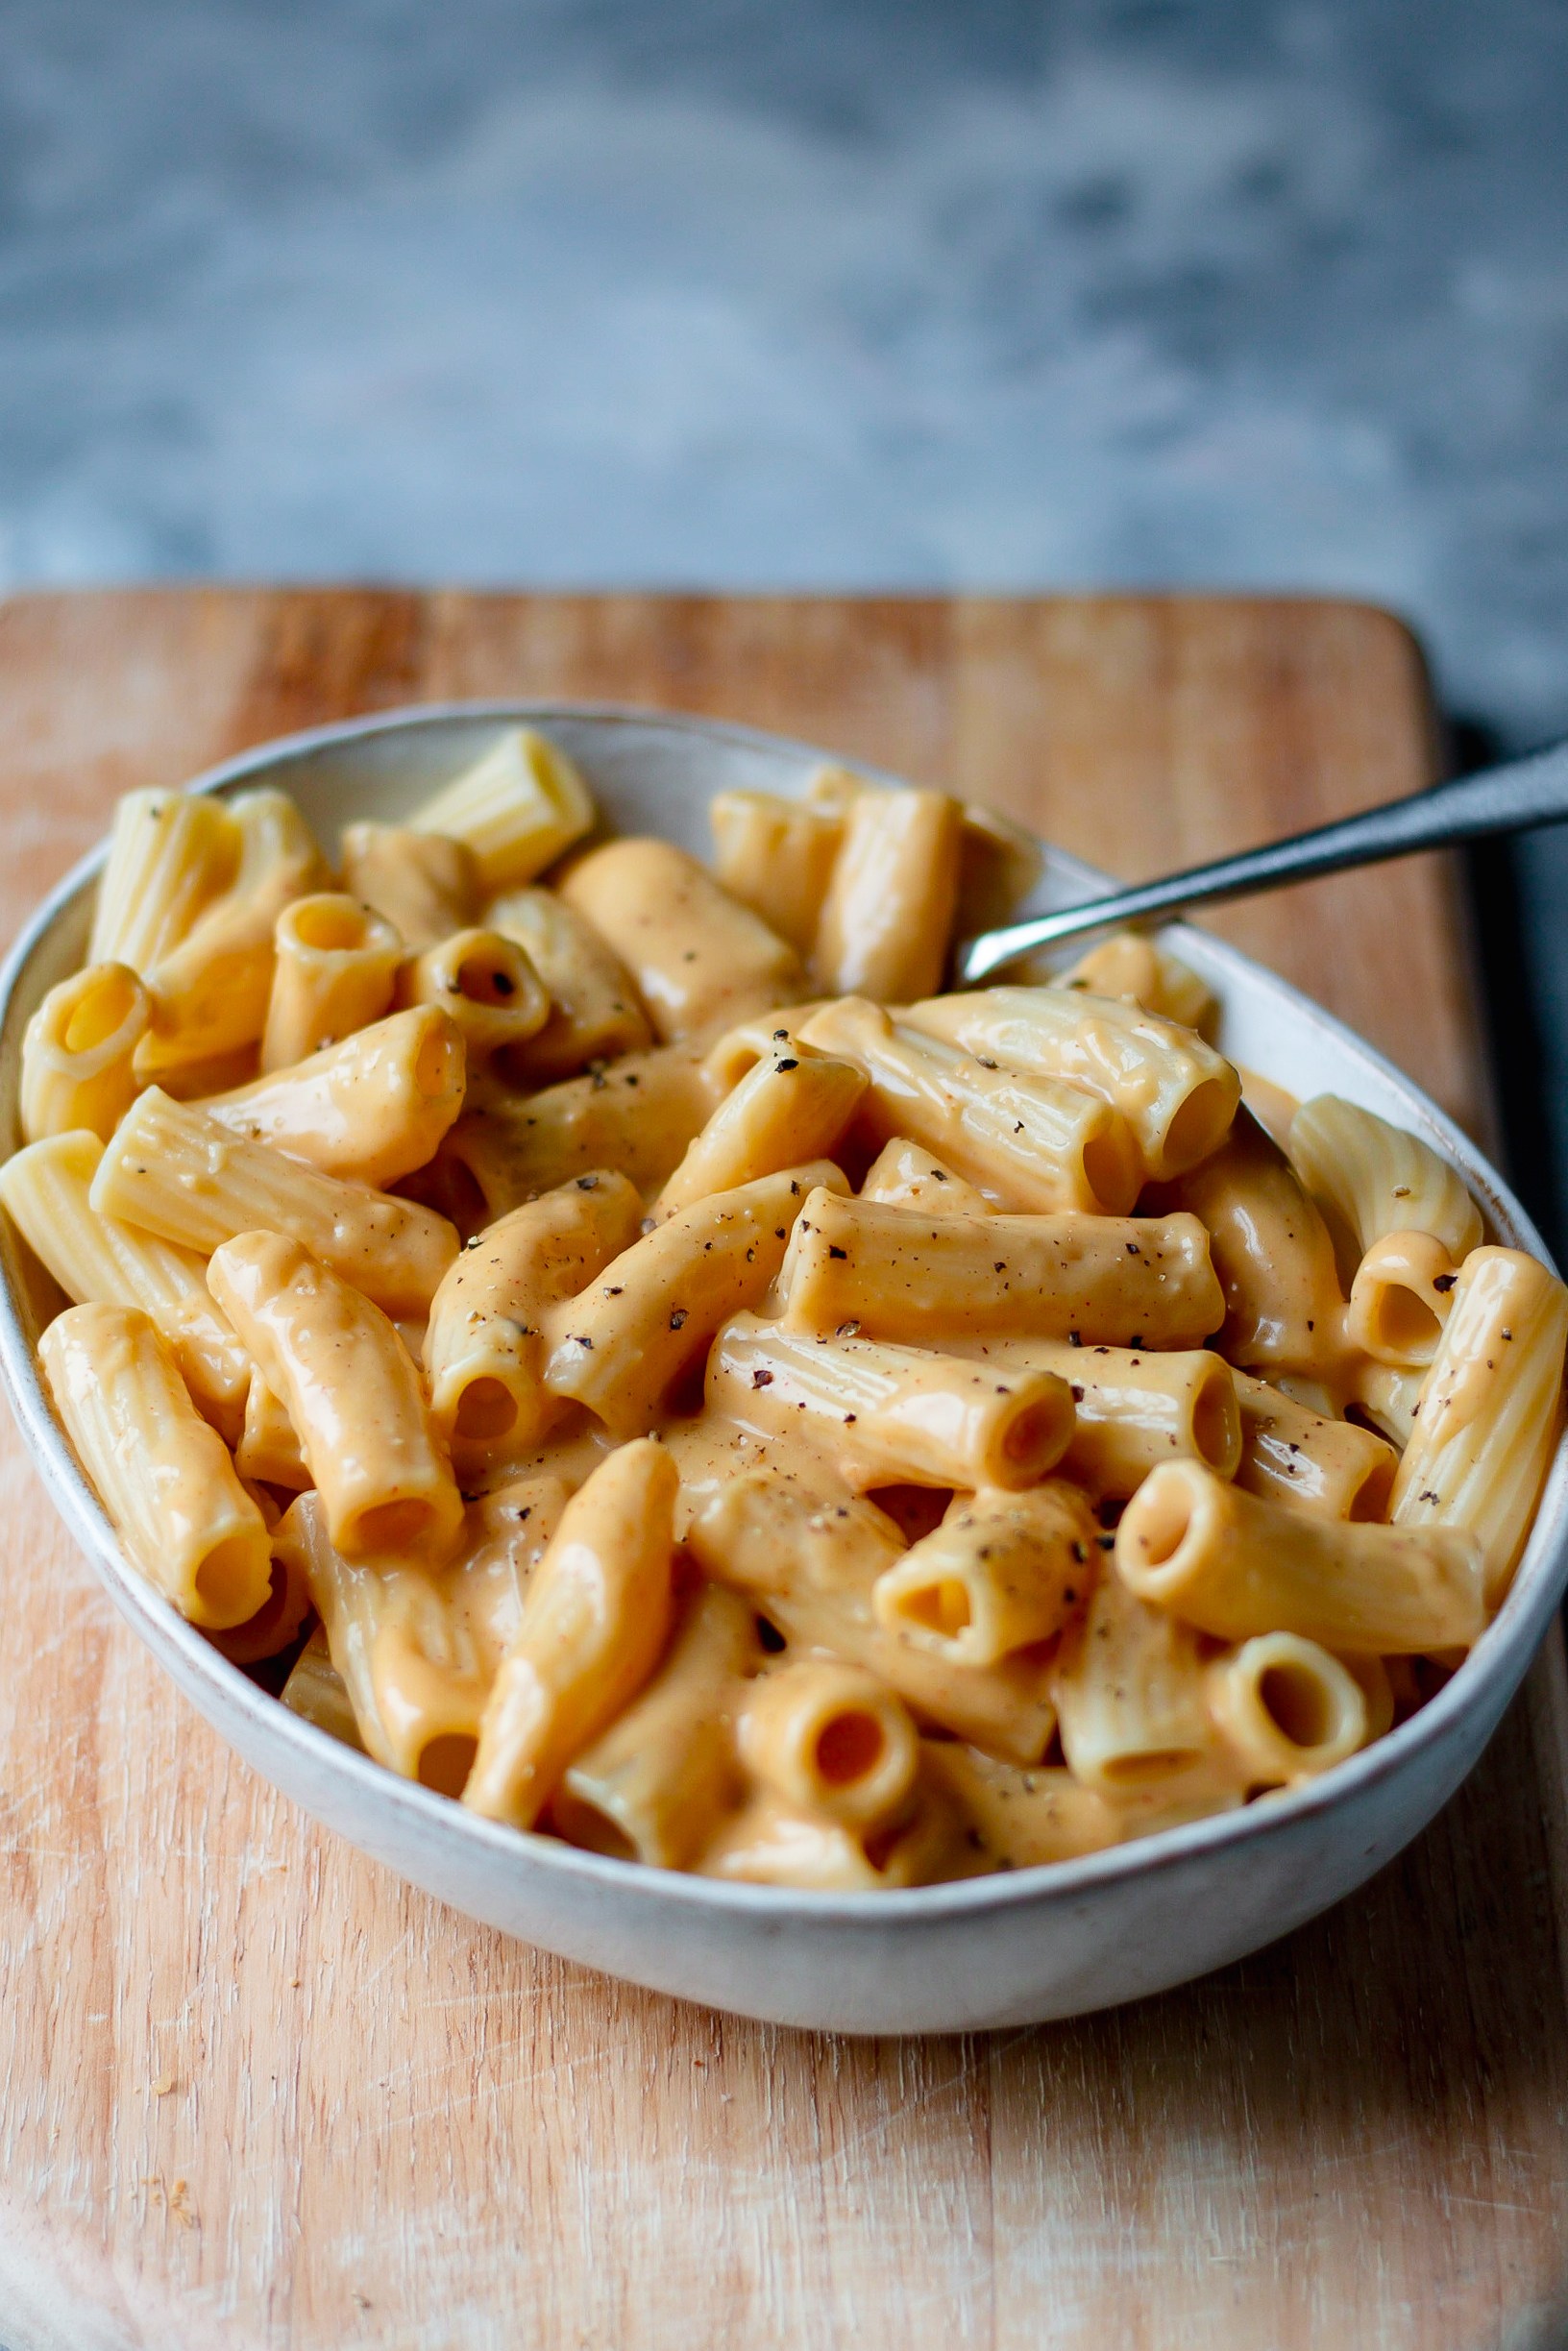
[{"left": 6, "top": 729, "right": 1564, "bottom": 1893}]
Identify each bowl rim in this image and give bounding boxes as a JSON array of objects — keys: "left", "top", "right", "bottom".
[{"left": 1, "top": 695, "right": 1562, "bottom": 1928}]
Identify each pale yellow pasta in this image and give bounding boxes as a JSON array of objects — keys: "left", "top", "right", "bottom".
[
  {"left": 138, "top": 788, "right": 326, "bottom": 1071},
  {"left": 1052, "top": 1567, "right": 1237, "bottom": 1800},
  {"left": 88, "top": 788, "right": 239, "bottom": 973},
  {"left": 778, "top": 1186, "right": 1223, "bottom": 1350},
  {"left": 393, "top": 927, "right": 551, "bottom": 1061},
  {"left": 1233, "top": 1370, "right": 1398, "bottom": 1521},
  {"left": 93, "top": 1086, "right": 458, "bottom": 1314},
  {"left": 812, "top": 787, "right": 963, "bottom": 1003},
  {"left": 281, "top": 1626, "right": 365, "bottom": 1750},
  {"left": 696, "top": 1782, "right": 961, "bottom": 1891},
  {"left": 560, "top": 839, "right": 807, "bottom": 1043},
  {"left": 706, "top": 1312, "right": 1075, "bottom": 1493},
  {"left": 20, "top": 963, "right": 150, "bottom": 1143},
  {"left": 709, "top": 789, "right": 844, "bottom": 957},
  {"left": 409, "top": 726, "right": 596, "bottom": 891},
  {"left": 235, "top": 1376, "right": 311, "bottom": 1492},
  {"left": 908, "top": 984, "right": 1240, "bottom": 1181},
  {"left": 698, "top": 1006, "right": 826, "bottom": 1093},
  {"left": 1206, "top": 1632, "right": 1368, "bottom": 1787},
  {"left": 953, "top": 804, "right": 1044, "bottom": 940},
  {"left": 1062, "top": 932, "right": 1217, "bottom": 1034},
  {"left": 202, "top": 1004, "right": 465, "bottom": 1188},
  {"left": 1161, "top": 1108, "right": 1351, "bottom": 1387},
  {"left": 544, "top": 1163, "right": 844, "bottom": 1438},
  {"left": 463, "top": 1438, "right": 678, "bottom": 1828},
  {"left": 483, "top": 886, "right": 652, "bottom": 1081},
  {"left": 800, "top": 996, "right": 1141, "bottom": 1215},
  {"left": 0, "top": 1129, "right": 250, "bottom": 1438},
  {"left": 858, "top": 1138, "right": 992, "bottom": 1218},
  {"left": 1290, "top": 1093, "right": 1483, "bottom": 1266},
  {"left": 208, "top": 1536, "right": 315, "bottom": 1667},
  {"left": 552, "top": 1584, "right": 760, "bottom": 1868},
  {"left": 948, "top": 1335, "right": 1240, "bottom": 1498},
  {"left": 872, "top": 1483, "right": 1096, "bottom": 1667},
  {"left": 1348, "top": 1229, "right": 1464, "bottom": 1369},
  {"left": 1117, "top": 1460, "right": 1486, "bottom": 1652},
  {"left": 277, "top": 1477, "right": 568, "bottom": 1790},
  {"left": 261, "top": 894, "right": 404, "bottom": 1072},
  {"left": 338, "top": 820, "right": 478, "bottom": 951},
  {"left": 920, "top": 1746, "right": 1124, "bottom": 1871},
  {"left": 1390, "top": 1245, "right": 1568, "bottom": 1604},
  {"left": 652, "top": 1040, "right": 867, "bottom": 1219},
  {"left": 429, "top": 1045, "right": 718, "bottom": 1228},
  {"left": 39, "top": 1301, "right": 272, "bottom": 1629},
  {"left": 737, "top": 1657, "right": 919, "bottom": 1830},
  {"left": 424, "top": 1168, "right": 644, "bottom": 1467},
  {"left": 1350, "top": 1359, "right": 1424, "bottom": 1447},
  {"left": 687, "top": 1468, "right": 1059, "bottom": 1763},
  {"left": 208, "top": 1231, "right": 463, "bottom": 1563}
]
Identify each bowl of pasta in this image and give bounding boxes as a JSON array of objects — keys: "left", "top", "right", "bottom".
[{"left": 0, "top": 701, "right": 1562, "bottom": 2034}]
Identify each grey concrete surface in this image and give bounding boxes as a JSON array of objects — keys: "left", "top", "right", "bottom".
[{"left": 1, "top": 0, "right": 1565, "bottom": 1227}]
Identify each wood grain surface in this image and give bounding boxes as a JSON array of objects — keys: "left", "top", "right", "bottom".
[{"left": 0, "top": 587, "right": 1563, "bottom": 2351}]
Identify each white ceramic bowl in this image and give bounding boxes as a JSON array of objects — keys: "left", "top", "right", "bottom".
[{"left": 1, "top": 703, "right": 1562, "bottom": 2035}]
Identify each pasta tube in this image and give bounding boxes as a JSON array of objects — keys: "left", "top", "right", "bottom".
[
  {"left": 1159, "top": 1109, "right": 1350, "bottom": 1384},
  {"left": 0, "top": 1130, "right": 250, "bottom": 1438},
  {"left": 39, "top": 1302, "right": 272, "bottom": 1629},
  {"left": 552, "top": 1584, "right": 761, "bottom": 1868},
  {"left": 1351, "top": 1360, "right": 1424, "bottom": 1448},
  {"left": 699, "top": 1007, "right": 825, "bottom": 1093},
  {"left": 20, "top": 963, "right": 150, "bottom": 1143},
  {"left": 652, "top": 1041, "right": 867, "bottom": 1219},
  {"left": 1206, "top": 1632, "right": 1368, "bottom": 1787},
  {"left": 93, "top": 1088, "right": 458, "bottom": 1314},
  {"left": 409, "top": 726, "right": 596, "bottom": 890},
  {"left": 209, "top": 1536, "right": 315, "bottom": 1666},
  {"left": 1052, "top": 1567, "right": 1236, "bottom": 1799},
  {"left": 236, "top": 1376, "right": 311, "bottom": 1492},
  {"left": 872, "top": 1483, "right": 1097, "bottom": 1666},
  {"left": 1233, "top": 1371, "right": 1398, "bottom": 1521},
  {"left": 138, "top": 789, "right": 326, "bottom": 1071},
  {"left": 1061, "top": 932, "right": 1217, "bottom": 1034},
  {"left": 920, "top": 1747, "right": 1123, "bottom": 1871},
  {"left": 908, "top": 985, "right": 1240, "bottom": 1181},
  {"left": 858, "top": 1138, "right": 992, "bottom": 1218},
  {"left": 687, "top": 1469, "right": 1060, "bottom": 1763},
  {"left": 1390, "top": 1245, "right": 1568, "bottom": 1604},
  {"left": 1348, "top": 1229, "right": 1463, "bottom": 1368},
  {"left": 338, "top": 820, "right": 478, "bottom": 951},
  {"left": 545, "top": 1163, "right": 844, "bottom": 1438},
  {"left": 707, "top": 1312, "right": 1075, "bottom": 1493},
  {"left": 709, "top": 790, "right": 844, "bottom": 957},
  {"left": 737, "top": 1658, "right": 919, "bottom": 1829},
  {"left": 261, "top": 894, "right": 403, "bottom": 1072},
  {"left": 393, "top": 928, "right": 550, "bottom": 1061},
  {"left": 425, "top": 1169, "right": 644, "bottom": 1465},
  {"left": 463, "top": 1438, "right": 679, "bottom": 1828},
  {"left": 559, "top": 839, "right": 807, "bottom": 1043},
  {"left": 208, "top": 1231, "right": 464, "bottom": 1563},
  {"left": 202, "top": 1005, "right": 466, "bottom": 1188},
  {"left": 811, "top": 787, "right": 963, "bottom": 1003},
  {"left": 1117, "top": 1461, "right": 1486, "bottom": 1652},
  {"left": 88, "top": 789, "right": 239, "bottom": 973},
  {"left": 954, "top": 803, "right": 1043, "bottom": 940},
  {"left": 483, "top": 887, "right": 652, "bottom": 1081},
  {"left": 429, "top": 1046, "right": 718, "bottom": 1228},
  {"left": 696, "top": 1783, "right": 961, "bottom": 1891},
  {"left": 800, "top": 996, "right": 1141, "bottom": 1216},
  {"left": 948, "top": 1335, "right": 1240, "bottom": 1497},
  {"left": 778, "top": 1187, "right": 1223, "bottom": 1349},
  {"left": 1289, "top": 1093, "right": 1483, "bottom": 1266},
  {"left": 281, "top": 1627, "right": 365, "bottom": 1751}
]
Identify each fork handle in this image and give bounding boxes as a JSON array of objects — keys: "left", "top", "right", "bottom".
[{"left": 957, "top": 736, "right": 1568, "bottom": 985}]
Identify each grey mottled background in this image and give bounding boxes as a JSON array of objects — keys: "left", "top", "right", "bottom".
[{"left": 2, "top": 0, "right": 1566, "bottom": 1228}]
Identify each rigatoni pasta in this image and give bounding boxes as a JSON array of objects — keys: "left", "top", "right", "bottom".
[{"left": 6, "top": 739, "right": 1561, "bottom": 1896}]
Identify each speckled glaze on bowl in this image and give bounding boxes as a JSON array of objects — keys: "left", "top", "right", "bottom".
[{"left": 0, "top": 703, "right": 1562, "bottom": 2035}]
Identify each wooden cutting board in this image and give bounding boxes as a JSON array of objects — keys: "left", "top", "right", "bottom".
[{"left": 0, "top": 588, "right": 1565, "bottom": 2351}]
